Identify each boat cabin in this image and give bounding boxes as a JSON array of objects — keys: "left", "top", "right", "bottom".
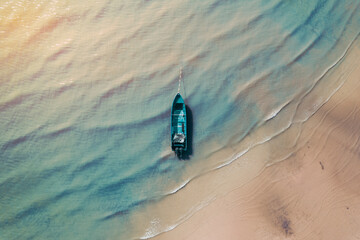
[{"left": 171, "top": 95, "right": 187, "bottom": 152}]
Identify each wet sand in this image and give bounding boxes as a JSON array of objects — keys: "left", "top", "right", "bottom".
[{"left": 151, "top": 39, "right": 360, "bottom": 239}]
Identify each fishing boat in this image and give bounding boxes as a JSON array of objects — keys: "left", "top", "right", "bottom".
[{"left": 171, "top": 93, "right": 187, "bottom": 155}]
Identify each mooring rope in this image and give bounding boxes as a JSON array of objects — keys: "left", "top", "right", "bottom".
[{"left": 178, "top": 68, "right": 182, "bottom": 93}]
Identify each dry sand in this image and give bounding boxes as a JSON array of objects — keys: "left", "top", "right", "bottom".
[{"left": 151, "top": 39, "right": 360, "bottom": 240}]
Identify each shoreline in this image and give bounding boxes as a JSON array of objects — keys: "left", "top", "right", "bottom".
[{"left": 140, "top": 36, "right": 360, "bottom": 240}]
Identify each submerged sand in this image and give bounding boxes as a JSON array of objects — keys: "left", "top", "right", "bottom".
[{"left": 149, "top": 38, "right": 360, "bottom": 239}]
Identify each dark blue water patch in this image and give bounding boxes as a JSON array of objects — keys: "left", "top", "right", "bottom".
[
  {"left": 326, "top": 2, "right": 360, "bottom": 46},
  {"left": 268, "top": 0, "right": 360, "bottom": 54}
]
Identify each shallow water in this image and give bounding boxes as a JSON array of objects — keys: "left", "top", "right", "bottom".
[{"left": 1, "top": 0, "right": 360, "bottom": 239}]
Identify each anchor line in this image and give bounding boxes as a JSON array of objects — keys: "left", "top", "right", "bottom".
[{"left": 178, "top": 68, "right": 182, "bottom": 93}]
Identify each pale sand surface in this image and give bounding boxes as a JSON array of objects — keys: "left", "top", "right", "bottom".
[{"left": 152, "top": 40, "right": 360, "bottom": 239}]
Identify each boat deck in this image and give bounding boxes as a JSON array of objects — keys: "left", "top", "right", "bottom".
[{"left": 172, "top": 109, "right": 186, "bottom": 134}]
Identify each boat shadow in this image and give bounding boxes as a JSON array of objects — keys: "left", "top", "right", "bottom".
[{"left": 177, "top": 105, "right": 193, "bottom": 160}]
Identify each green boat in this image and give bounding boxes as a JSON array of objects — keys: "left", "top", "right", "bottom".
[{"left": 171, "top": 93, "right": 187, "bottom": 155}]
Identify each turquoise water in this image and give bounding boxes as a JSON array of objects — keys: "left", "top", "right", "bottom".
[{"left": 1, "top": 0, "right": 360, "bottom": 239}]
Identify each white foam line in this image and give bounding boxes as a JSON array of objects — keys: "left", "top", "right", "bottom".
[{"left": 166, "top": 179, "right": 190, "bottom": 195}]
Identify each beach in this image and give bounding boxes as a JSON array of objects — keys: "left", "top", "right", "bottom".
[{"left": 151, "top": 37, "right": 360, "bottom": 240}]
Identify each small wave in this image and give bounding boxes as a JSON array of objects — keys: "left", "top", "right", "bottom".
[
  {"left": 40, "top": 126, "right": 73, "bottom": 140},
  {"left": 166, "top": 179, "right": 190, "bottom": 195},
  {"left": 75, "top": 155, "right": 107, "bottom": 173},
  {"left": 1, "top": 135, "right": 30, "bottom": 151},
  {"left": 0, "top": 93, "right": 34, "bottom": 112}
]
